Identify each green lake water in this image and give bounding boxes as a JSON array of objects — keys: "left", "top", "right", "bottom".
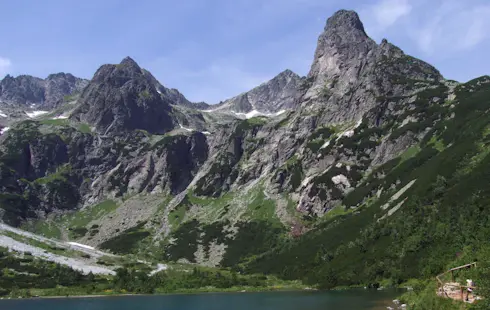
[{"left": 0, "top": 290, "right": 402, "bottom": 310}]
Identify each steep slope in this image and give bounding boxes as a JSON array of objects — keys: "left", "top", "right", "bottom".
[
  {"left": 204, "top": 69, "right": 303, "bottom": 116},
  {"left": 246, "top": 76, "right": 490, "bottom": 288},
  {"left": 142, "top": 69, "right": 210, "bottom": 110},
  {"left": 0, "top": 73, "right": 88, "bottom": 108},
  {"left": 70, "top": 57, "right": 175, "bottom": 134},
  {"left": 0, "top": 9, "right": 488, "bottom": 292}
]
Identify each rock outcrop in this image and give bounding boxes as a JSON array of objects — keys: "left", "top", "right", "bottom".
[
  {"left": 0, "top": 73, "right": 88, "bottom": 108},
  {"left": 206, "top": 69, "right": 303, "bottom": 114},
  {"left": 71, "top": 57, "right": 175, "bottom": 134}
]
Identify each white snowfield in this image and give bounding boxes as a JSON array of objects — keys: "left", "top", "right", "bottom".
[
  {"left": 0, "top": 127, "right": 9, "bottom": 135},
  {"left": 0, "top": 223, "right": 116, "bottom": 275},
  {"left": 201, "top": 107, "right": 287, "bottom": 119},
  {"left": 53, "top": 115, "right": 69, "bottom": 119},
  {"left": 0, "top": 235, "right": 114, "bottom": 275},
  {"left": 150, "top": 263, "right": 168, "bottom": 276},
  {"left": 67, "top": 242, "right": 95, "bottom": 250},
  {"left": 25, "top": 110, "right": 49, "bottom": 118},
  {"left": 232, "top": 109, "right": 286, "bottom": 119},
  {"left": 179, "top": 124, "right": 193, "bottom": 132},
  {"left": 0, "top": 223, "right": 170, "bottom": 276},
  {"left": 0, "top": 110, "right": 7, "bottom": 117}
]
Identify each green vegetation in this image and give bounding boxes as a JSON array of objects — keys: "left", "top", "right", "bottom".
[
  {"left": 40, "top": 118, "right": 70, "bottom": 126},
  {"left": 63, "top": 94, "right": 76, "bottom": 102},
  {"left": 1, "top": 246, "right": 301, "bottom": 298},
  {"left": 25, "top": 220, "right": 62, "bottom": 239},
  {"left": 400, "top": 280, "right": 463, "bottom": 310},
  {"left": 240, "top": 79, "right": 490, "bottom": 301},
  {"left": 139, "top": 89, "right": 151, "bottom": 99},
  {"left": 32, "top": 200, "right": 119, "bottom": 239},
  {"left": 400, "top": 145, "right": 421, "bottom": 162},
  {"left": 78, "top": 123, "right": 92, "bottom": 134},
  {"left": 34, "top": 164, "right": 72, "bottom": 185},
  {"left": 244, "top": 188, "right": 277, "bottom": 222},
  {"left": 100, "top": 222, "right": 150, "bottom": 254},
  {"left": 65, "top": 200, "right": 118, "bottom": 228}
]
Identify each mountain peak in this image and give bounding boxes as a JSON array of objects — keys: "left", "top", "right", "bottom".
[
  {"left": 277, "top": 69, "right": 299, "bottom": 78},
  {"left": 118, "top": 56, "right": 141, "bottom": 71},
  {"left": 324, "top": 10, "right": 368, "bottom": 41}
]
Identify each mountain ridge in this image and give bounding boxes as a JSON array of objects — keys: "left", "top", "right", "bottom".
[{"left": 1, "top": 10, "right": 490, "bottom": 304}]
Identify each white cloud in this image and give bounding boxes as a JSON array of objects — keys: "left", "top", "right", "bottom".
[
  {"left": 360, "top": 0, "right": 490, "bottom": 57},
  {"left": 372, "top": 0, "right": 412, "bottom": 28},
  {"left": 412, "top": 1, "right": 490, "bottom": 55},
  {"left": 360, "top": 0, "right": 412, "bottom": 37},
  {"left": 0, "top": 57, "right": 12, "bottom": 77}
]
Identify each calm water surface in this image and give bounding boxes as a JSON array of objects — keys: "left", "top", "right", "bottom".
[{"left": 0, "top": 290, "right": 402, "bottom": 310}]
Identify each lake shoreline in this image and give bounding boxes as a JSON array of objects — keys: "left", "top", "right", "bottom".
[
  {"left": 0, "top": 289, "right": 405, "bottom": 310},
  {"left": 2, "top": 286, "right": 312, "bottom": 300},
  {"left": 1, "top": 286, "right": 405, "bottom": 301}
]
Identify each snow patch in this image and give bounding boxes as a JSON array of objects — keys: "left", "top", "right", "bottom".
[
  {"left": 201, "top": 107, "right": 222, "bottom": 113},
  {"left": 150, "top": 263, "right": 168, "bottom": 276},
  {"left": 355, "top": 118, "right": 363, "bottom": 129},
  {"left": 53, "top": 115, "right": 68, "bottom": 119},
  {"left": 25, "top": 110, "right": 49, "bottom": 118},
  {"left": 331, "top": 174, "right": 351, "bottom": 188},
  {"left": 336, "top": 119, "right": 362, "bottom": 141},
  {"left": 202, "top": 131, "right": 211, "bottom": 135},
  {"left": 0, "top": 110, "right": 7, "bottom": 117},
  {"left": 320, "top": 140, "right": 330, "bottom": 150},
  {"left": 301, "top": 176, "right": 313, "bottom": 188},
  {"left": 67, "top": 242, "right": 95, "bottom": 250},
  {"left": 274, "top": 109, "right": 287, "bottom": 116},
  {"left": 157, "top": 90, "right": 162, "bottom": 95},
  {"left": 381, "top": 179, "right": 416, "bottom": 210},
  {"left": 179, "top": 124, "right": 193, "bottom": 132},
  {"left": 0, "top": 127, "right": 9, "bottom": 134},
  {"left": 233, "top": 110, "right": 263, "bottom": 119}
]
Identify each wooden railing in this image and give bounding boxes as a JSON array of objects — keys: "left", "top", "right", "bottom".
[{"left": 436, "top": 262, "right": 477, "bottom": 300}]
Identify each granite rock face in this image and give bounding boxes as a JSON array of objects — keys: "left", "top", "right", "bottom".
[
  {"left": 301, "top": 10, "right": 442, "bottom": 124},
  {"left": 207, "top": 69, "right": 303, "bottom": 114},
  {"left": 0, "top": 73, "right": 88, "bottom": 108},
  {"left": 71, "top": 57, "right": 175, "bottom": 134}
]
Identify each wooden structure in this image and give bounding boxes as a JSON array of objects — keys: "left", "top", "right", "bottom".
[{"left": 436, "top": 262, "right": 478, "bottom": 302}]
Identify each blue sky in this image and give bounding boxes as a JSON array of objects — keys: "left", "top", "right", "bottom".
[{"left": 1, "top": 0, "right": 489, "bottom": 103}]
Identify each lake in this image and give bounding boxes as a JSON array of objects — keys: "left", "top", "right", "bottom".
[{"left": 0, "top": 290, "right": 402, "bottom": 310}]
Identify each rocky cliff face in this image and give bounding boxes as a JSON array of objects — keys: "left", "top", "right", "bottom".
[
  {"left": 0, "top": 9, "right": 469, "bottom": 270},
  {"left": 0, "top": 73, "right": 88, "bottom": 108},
  {"left": 71, "top": 57, "right": 175, "bottom": 134},
  {"left": 207, "top": 69, "right": 303, "bottom": 114},
  {"left": 301, "top": 10, "right": 442, "bottom": 124}
]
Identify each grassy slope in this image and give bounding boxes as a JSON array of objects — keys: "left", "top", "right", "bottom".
[{"left": 245, "top": 78, "right": 490, "bottom": 291}]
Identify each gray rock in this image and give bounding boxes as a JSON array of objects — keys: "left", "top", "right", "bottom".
[
  {"left": 71, "top": 57, "right": 175, "bottom": 134},
  {"left": 0, "top": 73, "right": 88, "bottom": 108},
  {"left": 206, "top": 69, "right": 303, "bottom": 114}
]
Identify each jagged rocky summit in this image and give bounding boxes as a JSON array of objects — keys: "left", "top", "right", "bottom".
[
  {"left": 0, "top": 72, "right": 88, "bottom": 108},
  {"left": 206, "top": 69, "right": 303, "bottom": 115}
]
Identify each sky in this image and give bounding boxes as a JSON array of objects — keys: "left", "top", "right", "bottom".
[{"left": 1, "top": 0, "right": 489, "bottom": 103}]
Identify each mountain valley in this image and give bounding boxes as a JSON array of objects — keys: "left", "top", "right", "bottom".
[{"left": 1, "top": 9, "right": 490, "bottom": 308}]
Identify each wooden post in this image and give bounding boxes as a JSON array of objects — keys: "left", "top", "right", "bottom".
[{"left": 461, "top": 287, "right": 464, "bottom": 301}]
